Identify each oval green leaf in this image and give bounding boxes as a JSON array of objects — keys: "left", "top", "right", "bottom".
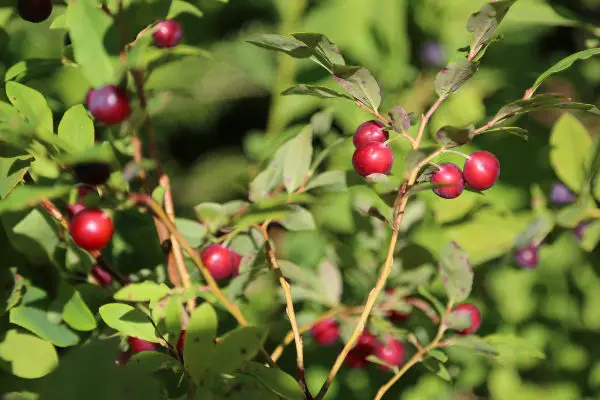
[
  {"left": 0, "top": 330, "right": 58, "bottom": 379},
  {"left": 184, "top": 302, "right": 218, "bottom": 385},
  {"left": 10, "top": 306, "right": 80, "bottom": 347},
  {"left": 99, "top": 303, "right": 159, "bottom": 342}
]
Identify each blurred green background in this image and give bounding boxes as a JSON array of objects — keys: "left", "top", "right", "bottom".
[{"left": 2, "top": 0, "right": 600, "bottom": 399}]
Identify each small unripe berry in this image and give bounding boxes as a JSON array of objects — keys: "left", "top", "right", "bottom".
[
  {"left": 353, "top": 120, "right": 388, "bottom": 148},
  {"left": 177, "top": 330, "right": 186, "bottom": 356},
  {"left": 431, "top": 163, "right": 464, "bottom": 199},
  {"left": 375, "top": 337, "right": 406, "bottom": 369},
  {"left": 85, "top": 85, "right": 131, "bottom": 125},
  {"left": 153, "top": 20, "right": 183, "bottom": 48},
  {"left": 463, "top": 151, "right": 500, "bottom": 191},
  {"left": 91, "top": 264, "right": 112, "bottom": 287},
  {"left": 310, "top": 319, "right": 340, "bottom": 346},
  {"left": 514, "top": 245, "right": 539, "bottom": 269},
  {"left": 70, "top": 208, "right": 114, "bottom": 251},
  {"left": 550, "top": 183, "right": 576, "bottom": 205},
  {"left": 450, "top": 303, "right": 481, "bottom": 335},
  {"left": 17, "top": 0, "right": 52, "bottom": 23},
  {"left": 128, "top": 337, "right": 158, "bottom": 353},
  {"left": 229, "top": 249, "right": 242, "bottom": 277},
  {"left": 200, "top": 244, "right": 234, "bottom": 281},
  {"left": 352, "top": 143, "right": 393, "bottom": 177},
  {"left": 73, "top": 162, "right": 111, "bottom": 186}
]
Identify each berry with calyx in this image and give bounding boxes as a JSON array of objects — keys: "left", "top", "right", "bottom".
[
  {"left": 514, "top": 245, "right": 539, "bottom": 269},
  {"left": 375, "top": 337, "right": 406, "bottom": 369},
  {"left": 85, "top": 85, "right": 131, "bottom": 125},
  {"left": 91, "top": 264, "right": 112, "bottom": 287},
  {"left": 73, "top": 162, "right": 111, "bottom": 186},
  {"left": 550, "top": 182, "right": 576, "bottom": 205},
  {"left": 177, "top": 330, "right": 186, "bottom": 356},
  {"left": 353, "top": 120, "right": 388, "bottom": 148},
  {"left": 431, "top": 163, "right": 464, "bottom": 199},
  {"left": 200, "top": 244, "right": 234, "bottom": 281},
  {"left": 352, "top": 143, "right": 393, "bottom": 177},
  {"left": 229, "top": 249, "right": 242, "bottom": 277},
  {"left": 128, "top": 337, "right": 158, "bottom": 353},
  {"left": 17, "top": 0, "right": 52, "bottom": 23},
  {"left": 462, "top": 151, "right": 500, "bottom": 191},
  {"left": 153, "top": 20, "right": 183, "bottom": 48},
  {"left": 70, "top": 208, "right": 114, "bottom": 251},
  {"left": 311, "top": 319, "right": 340, "bottom": 346},
  {"left": 450, "top": 303, "right": 481, "bottom": 335},
  {"left": 355, "top": 331, "right": 381, "bottom": 353}
]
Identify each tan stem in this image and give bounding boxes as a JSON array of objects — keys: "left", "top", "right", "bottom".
[{"left": 413, "top": 96, "right": 446, "bottom": 149}]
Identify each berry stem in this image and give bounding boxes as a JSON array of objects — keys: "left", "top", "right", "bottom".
[
  {"left": 373, "top": 300, "right": 454, "bottom": 400},
  {"left": 442, "top": 148, "right": 470, "bottom": 159},
  {"left": 259, "top": 221, "right": 312, "bottom": 399},
  {"left": 413, "top": 96, "right": 446, "bottom": 150}
]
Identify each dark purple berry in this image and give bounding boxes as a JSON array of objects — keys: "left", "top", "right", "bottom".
[
  {"left": 421, "top": 40, "right": 445, "bottom": 66},
  {"left": 73, "top": 162, "right": 111, "bottom": 186},
  {"left": 85, "top": 85, "right": 131, "bottom": 125},
  {"left": 550, "top": 183, "right": 576, "bottom": 205},
  {"left": 574, "top": 221, "right": 590, "bottom": 241},
  {"left": 17, "top": 0, "right": 52, "bottom": 23},
  {"left": 153, "top": 20, "right": 183, "bottom": 48},
  {"left": 514, "top": 245, "right": 539, "bottom": 269}
]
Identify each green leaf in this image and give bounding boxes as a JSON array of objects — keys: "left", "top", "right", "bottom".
[
  {"left": 282, "top": 84, "right": 352, "bottom": 100},
  {"left": 247, "top": 34, "right": 312, "bottom": 56},
  {"left": 194, "top": 203, "right": 228, "bottom": 234},
  {"left": 283, "top": 126, "right": 313, "bottom": 193},
  {"left": 50, "top": 14, "right": 67, "bottom": 29},
  {"left": 435, "top": 126, "right": 472, "bottom": 146},
  {"left": 531, "top": 47, "right": 600, "bottom": 95},
  {"left": 5, "top": 81, "right": 53, "bottom": 133},
  {"left": 167, "top": 0, "right": 203, "bottom": 18},
  {"left": 280, "top": 206, "right": 316, "bottom": 231},
  {"left": 66, "top": 0, "right": 116, "bottom": 86},
  {"left": 212, "top": 326, "right": 267, "bottom": 374},
  {"left": 550, "top": 113, "right": 592, "bottom": 192},
  {"left": 422, "top": 356, "right": 452, "bottom": 382},
  {"left": 249, "top": 140, "right": 290, "bottom": 202},
  {"left": 317, "top": 260, "right": 342, "bottom": 305},
  {"left": 128, "top": 351, "right": 183, "bottom": 373},
  {"left": 184, "top": 303, "right": 218, "bottom": 385},
  {"left": 58, "top": 105, "right": 95, "bottom": 153},
  {"left": 438, "top": 241, "right": 473, "bottom": 303},
  {"left": 99, "top": 303, "right": 159, "bottom": 342},
  {"left": 493, "top": 95, "right": 600, "bottom": 124},
  {"left": 350, "top": 186, "right": 393, "bottom": 224},
  {"left": 243, "top": 361, "right": 305, "bottom": 400},
  {"left": 513, "top": 215, "right": 554, "bottom": 250},
  {"left": 164, "top": 295, "right": 182, "bottom": 344},
  {"left": 0, "top": 269, "right": 23, "bottom": 316},
  {"left": 0, "top": 185, "right": 71, "bottom": 215},
  {"left": 234, "top": 205, "right": 291, "bottom": 230},
  {"left": 305, "top": 170, "right": 347, "bottom": 192},
  {"left": 466, "top": 1, "right": 517, "bottom": 55},
  {"left": 579, "top": 220, "right": 600, "bottom": 252},
  {"left": 333, "top": 65, "right": 381, "bottom": 111},
  {"left": 175, "top": 218, "right": 207, "bottom": 247},
  {"left": 429, "top": 349, "right": 448, "bottom": 363},
  {"left": 388, "top": 105, "right": 414, "bottom": 133},
  {"left": 5, "top": 59, "right": 64, "bottom": 82},
  {"left": 10, "top": 306, "right": 80, "bottom": 347},
  {"left": 451, "top": 335, "right": 499, "bottom": 358},
  {"left": 61, "top": 285, "right": 97, "bottom": 332},
  {"left": 434, "top": 60, "right": 478, "bottom": 97},
  {"left": 114, "top": 282, "right": 170, "bottom": 302},
  {"left": 0, "top": 147, "right": 32, "bottom": 199},
  {"left": 278, "top": 259, "right": 319, "bottom": 288},
  {"left": 0, "top": 330, "right": 58, "bottom": 379},
  {"left": 484, "top": 334, "right": 545, "bottom": 364},
  {"left": 475, "top": 126, "right": 528, "bottom": 140}
]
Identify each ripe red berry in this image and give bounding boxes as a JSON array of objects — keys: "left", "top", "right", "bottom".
[
  {"left": 310, "top": 319, "right": 340, "bottom": 346},
  {"left": 431, "top": 163, "right": 465, "bottom": 199},
  {"left": 116, "top": 351, "right": 131, "bottom": 366},
  {"left": 200, "top": 244, "right": 234, "bottom": 281},
  {"left": 352, "top": 143, "right": 393, "bottom": 177},
  {"left": 450, "top": 303, "right": 481, "bottom": 335},
  {"left": 344, "top": 348, "right": 369, "bottom": 369},
  {"left": 375, "top": 337, "right": 406, "bottom": 369},
  {"left": 462, "top": 151, "right": 500, "bottom": 191},
  {"left": 177, "top": 330, "right": 186, "bottom": 355},
  {"left": 153, "top": 20, "right": 183, "bottom": 48},
  {"left": 353, "top": 120, "right": 388, "bottom": 148},
  {"left": 514, "top": 245, "right": 539, "bottom": 269},
  {"left": 73, "top": 162, "right": 111, "bottom": 186},
  {"left": 356, "top": 331, "right": 380, "bottom": 353},
  {"left": 229, "top": 249, "right": 242, "bottom": 277},
  {"left": 66, "top": 203, "right": 85, "bottom": 219},
  {"left": 128, "top": 337, "right": 158, "bottom": 353},
  {"left": 17, "top": 0, "right": 52, "bottom": 23},
  {"left": 70, "top": 208, "right": 114, "bottom": 251},
  {"left": 85, "top": 85, "right": 131, "bottom": 125},
  {"left": 91, "top": 264, "right": 112, "bottom": 287}
]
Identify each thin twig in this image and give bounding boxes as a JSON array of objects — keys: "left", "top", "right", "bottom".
[
  {"left": 130, "top": 193, "right": 277, "bottom": 368},
  {"left": 374, "top": 300, "right": 454, "bottom": 400},
  {"left": 259, "top": 221, "right": 311, "bottom": 399},
  {"left": 413, "top": 96, "right": 446, "bottom": 149}
]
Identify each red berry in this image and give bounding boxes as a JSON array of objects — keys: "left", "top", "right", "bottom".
[
  {"left": 352, "top": 143, "right": 393, "bottom": 177},
  {"left": 229, "top": 249, "right": 242, "bottom": 277},
  {"left": 356, "top": 331, "right": 380, "bottom": 353},
  {"left": 462, "top": 151, "right": 500, "bottom": 191},
  {"left": 200, "top": 244, "right": 234, "bottom": 281},
  {"left": 85, "top": 85, "right": 131, "bottom": 125},
  {"left": 17, "top": 0, "right": 52, "bottom": 23},
  {"left": 153, "top": 20, "right": 183, "bottom": 48},
  {"left": 353, "top": 120, "right": 388, "bottom": 148},
  {"left": 66, "top": 203, "right": 85, "bottom": 219},
  {"left": 73, "top": 162, "right": 111, "bottom": 186},
  {"left": 375, "top": 337, "right": 406, "bottom": 369},
  {"left": 310, "top": 319, "right": 340, "bottom": 346},
  {"left": 344, "top": 348, "right": 369, "bottom": 368},
  {"left": 177, "top": 330, "right": 186, "bottom": 355},
  {"left": 450, "top": 303, "right": 481, "bottom": 335},
  {"left": 128, "top": 337, "right": 158, "bottom": 353},
  {"left": 91, "top": 264, "right": 112, "bottom": 287},
  {"left": 514, "top": 245, "right": 539, "bottom": 269},
  {"left": 116, "top": 351, "right": 131, "bottom": 366},
  {"left": 431, "top": 163, "right": 464, "bottom": 199},
  {"left": 70, "top": 208, "right": 114, "bottom": 251},
  {"left": 384, "top": 289, "right": 411, "bottom": 323}
]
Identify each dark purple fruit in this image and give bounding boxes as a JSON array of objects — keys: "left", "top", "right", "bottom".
[
  {"left": 17, "top": 0, "right": 52, "bottom": 23},
  {"left": 73, "top": 162, "right": 111, "bottom": 186}
]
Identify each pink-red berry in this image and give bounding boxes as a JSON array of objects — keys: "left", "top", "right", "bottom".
[
  {"left": 153, "top": 20, "right": 183, "bottom": 48},
  {"left": 70, "top": 208, "right": 114, "bottom": 251},
  {"left": 229, "top": 249, "right": 242, "bottom": 277},
  {"left": 17, "top": 0, "right": 52, "bottom": 23},
  {"left": 85, "top": 85, "right": 131, "bottom": 125},
  {"left": 375, "top": 337, "right": 406, "bottom": 370},
  {"left": 310, "top": 319, "right": 340, "bottom": 346},
  {"left": 177, "top": 330, "right": 186, "bottom": 356},
  {"left": 91, "top": 264, "right": 112, "bottom": 287},
  {"left": 462, "top": 151, "right": 500, "bottom": 191},
  {"left": 450, "top": 303, "right": 481, "bottom": 335},
  {"left": 344, "top": 348, "right": 369, "bottom": 368},
  {"left": 200, "top": 244, "right": 234, "bottom": 281},
  {"left": 352, "top": 143, "right": 393, "bottom": 177},
  {"left": 343, "top": 331, "right": 381, "bottom": 368},
  {"left": 431, "top": 163, "right": 465, "bottom": 199},
  {"left": 353, "top": 120, "right": 388, "bottom": 148},
  {"left": 514, "top": 245, "right": 539, "bottom": 269},
  {"left": 128, "top": 337, "right": 158, "bottom": 353}
]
